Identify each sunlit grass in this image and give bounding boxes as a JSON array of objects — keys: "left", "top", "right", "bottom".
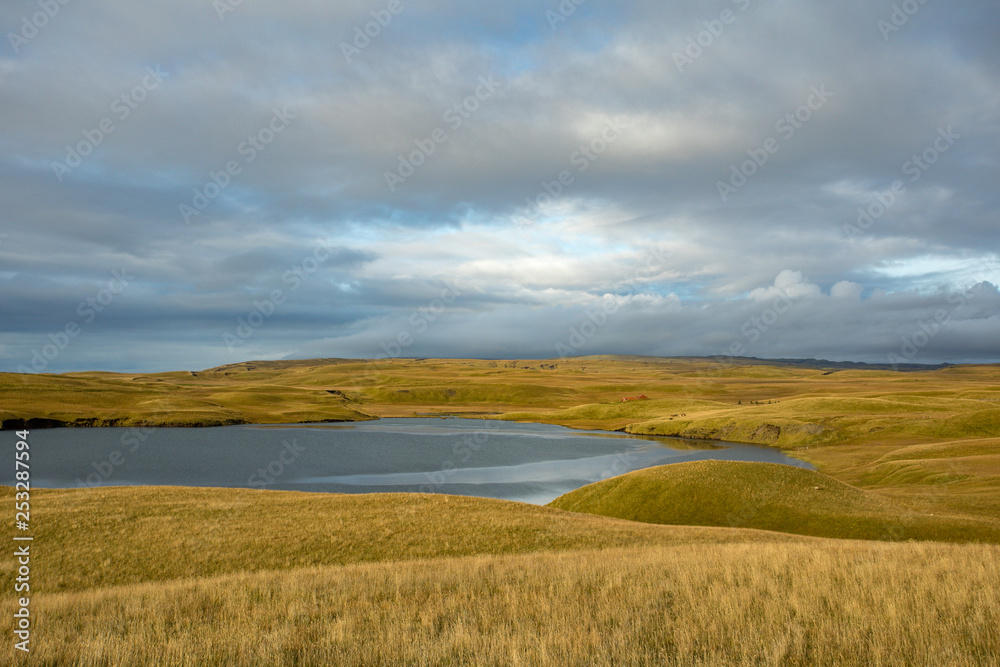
[
  {"left": 548, "top": 460, "right": 1000, "bottom": 542},
  {"left": 2, "top": 357, "right": 1000, "bottom": 663},
  {"left": 7, "top": 540, "right": 998, "bottom": 666},
  {"left": 0, "top": 486, "right": 801, "bottom": 594}
]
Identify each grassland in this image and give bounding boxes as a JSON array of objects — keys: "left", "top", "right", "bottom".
[
  {"left": 3, "top": 356, "right": 1000, "bottom": 664},
  {"left": 1, "top": 486, "right": 799, "bottom": 594},
  {"left": 4, "top": 487, "right": 999, "bottom": 666},
  {"left": 6, "top": 541, "right": 998, "bottom": 666},
  {"left": 3, "top": 355, "right": 998, "bottom": 523},
  {"left": 548, "top": 460, "right": 1000, "bottom": 542}
]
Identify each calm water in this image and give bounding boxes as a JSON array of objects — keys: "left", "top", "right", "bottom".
[{"left": 2, "top": 418, "right": 811, "bottom": 505}]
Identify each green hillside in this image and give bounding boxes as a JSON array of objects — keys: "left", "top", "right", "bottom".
[{"left": 548, "top": 460, "right": 1000, "bottom": 542}]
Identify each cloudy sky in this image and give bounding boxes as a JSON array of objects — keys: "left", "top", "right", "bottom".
[{"left": 1, "top": 0, "right": 998, "bottom": 373}]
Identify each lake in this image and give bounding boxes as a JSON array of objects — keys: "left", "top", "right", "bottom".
[{"left": 2, "top": 418, "right": 812, "bottom": 505}]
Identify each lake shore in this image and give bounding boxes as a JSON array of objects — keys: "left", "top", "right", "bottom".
[{"left": 3, "top": 356, "right": 999, "bottom": 521}]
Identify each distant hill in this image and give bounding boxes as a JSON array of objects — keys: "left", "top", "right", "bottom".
[
  {"left": 704, "top": 355, "right": 951, "bottom": 372},
  {"left": 203, "top": 355, "right": 952, "bottom": 374},
  {"left": 545, "top": 354, "right": 951, "bottom": 372}
]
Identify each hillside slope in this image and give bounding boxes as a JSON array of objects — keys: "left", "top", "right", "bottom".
[{"left": 548, "top": 460, "right": 1000, "bottom": 542}]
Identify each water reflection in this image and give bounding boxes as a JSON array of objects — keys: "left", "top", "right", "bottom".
[{"left": 1, "top": 418, "right": 810, "bottom": 505}]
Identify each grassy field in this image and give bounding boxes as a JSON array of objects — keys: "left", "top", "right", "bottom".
[
  {"left": 548, "top": 460, "right": 1000, "bottom": 542},
  {"left": 3, "top": 355, "right": 998, "bottom": 523},
  {"left": 3, "top": 356, "right": 999, "bottom": 663},
  {"left": 1, "top": 486, "right": 801, "bottom": 594},
  {"left": 3, "top": 488, "right": 999, "bottom": 666}
]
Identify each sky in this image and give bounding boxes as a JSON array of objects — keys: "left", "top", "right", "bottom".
[{"left": 1, "top": 0, "right": 998, "bottom": 373}]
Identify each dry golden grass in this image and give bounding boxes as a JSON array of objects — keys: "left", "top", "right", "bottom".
[
  {"left": 3, "top": 357, "right": 1000, "bottom": 664},
  {"left": 0, "top": 486, "right": 804, "bottom": 594},
  {"left": 548, "top": 460, "right": 1000, "bottom": 542},
  {"left": 6, "top": 540, "right": 998, "bottom": 666}
]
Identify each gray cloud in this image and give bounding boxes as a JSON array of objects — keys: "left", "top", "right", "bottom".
[{"left": 1, "top": 0, "right": 998, "bottom": 372}]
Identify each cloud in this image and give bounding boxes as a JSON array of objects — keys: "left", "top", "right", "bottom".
[{"left": 1, "top": 0, "right": 998, "bottom": 371}]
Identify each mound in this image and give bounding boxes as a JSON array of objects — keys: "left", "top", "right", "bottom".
[{"left": 548, "top": 460, "right": 1000, "bottom": 541}]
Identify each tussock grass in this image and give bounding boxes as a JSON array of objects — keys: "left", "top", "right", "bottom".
[{"left": 7, "top": 541, "right": 998, "bottom": 666}]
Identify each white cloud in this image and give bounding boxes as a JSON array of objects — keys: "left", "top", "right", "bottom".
[
  {"left": 830, "top": 281, "right": 863, "bottom": 300},
  {"left": 748, "top": 270, "right": 821, "bottom": 302}
]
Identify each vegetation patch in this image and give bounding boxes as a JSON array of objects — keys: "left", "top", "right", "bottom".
[{"left": 548, "top": 460, "right": 1000, "bottom": 542}]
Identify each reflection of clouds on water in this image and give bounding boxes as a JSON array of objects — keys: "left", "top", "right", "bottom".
[
  {"left": 296, "top": 450, "right": 672, "bottom": 486},
  {"left": 294, "top": 445, "right": 746, "bottom": 489},
  {"left": 294, "top": 434, "right": 813, "bottom": 504},
  {"left": 5, "top": 418, "right": 812, "bottom": 505},
  {"left": 266, "top": 420, "right": 728, "bottom": 449},
  {"left": 352, "top": 424, "right": 588, "bottom": 441}
]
